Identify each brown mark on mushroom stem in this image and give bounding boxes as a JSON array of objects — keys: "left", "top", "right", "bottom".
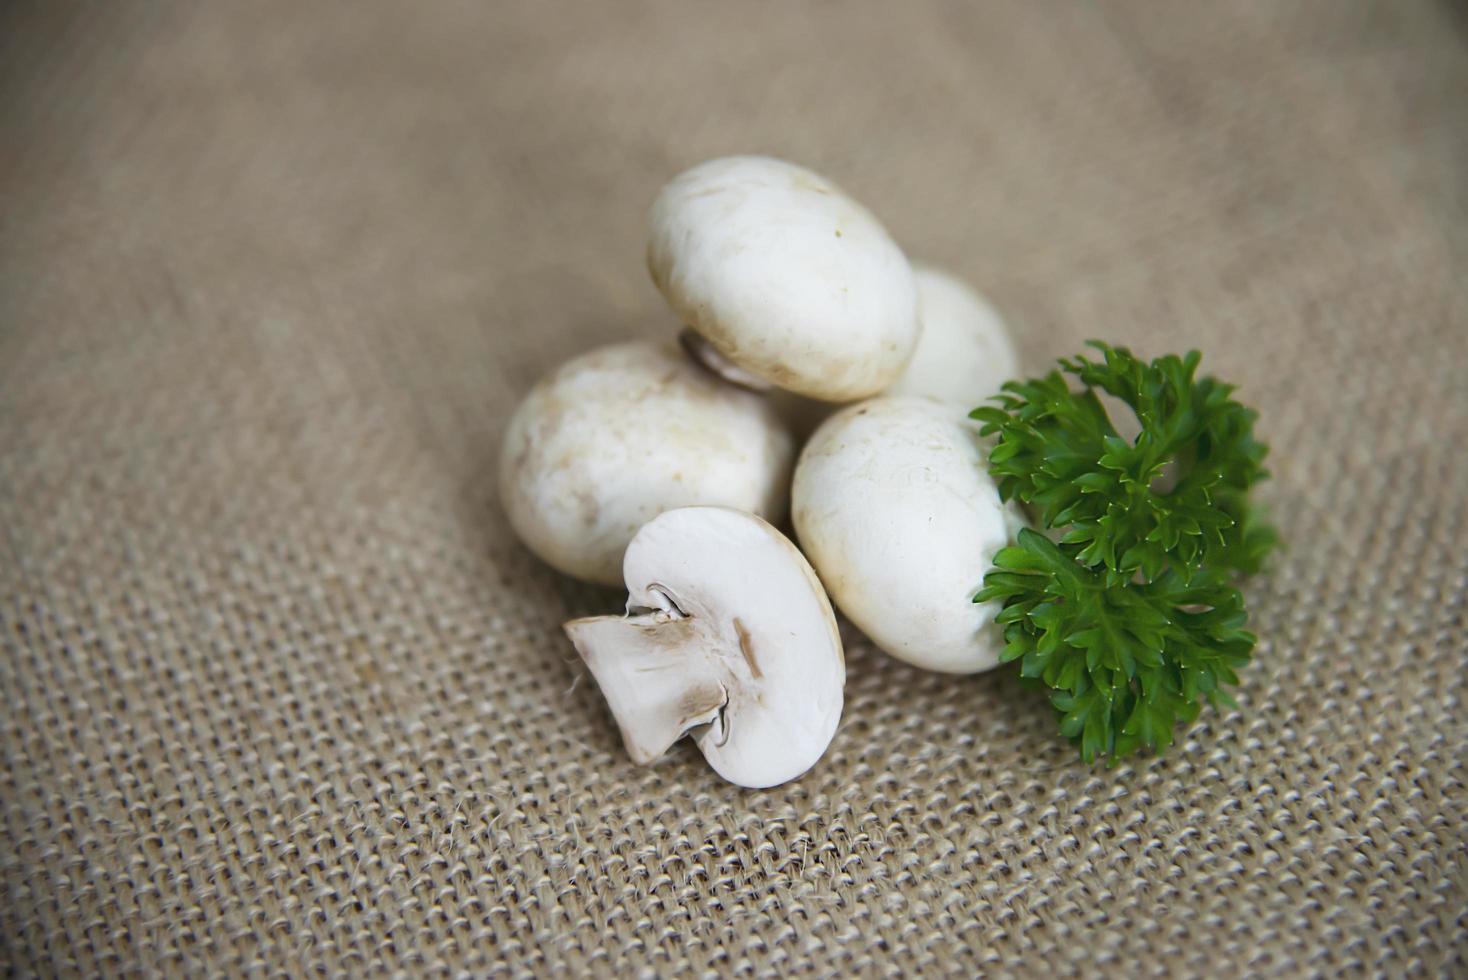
[
  {"left": 632, "top": 614, "right": 698, "bottom": 647},
  {"left": 733, "top": 617, "right": 762, "bottom": 679},
  {"left": 679, "top": 683, "right": 727, "bottom": 727}
]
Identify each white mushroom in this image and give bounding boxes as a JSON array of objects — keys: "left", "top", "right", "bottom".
[
  {"left": 647, "top": 155, "right": 919, "bottom": 402},
  {"left": 564, "top": 506, "right": 845, "bottom": 788},
  {"left": 499, "top": 340, "right": 793, "bottom": 586},
  {"left": 885, "top": 264, "right": 1020, "bottom": 408},
  {"left": 791, "top": 397, "right": 1014, "bottom": 674}
]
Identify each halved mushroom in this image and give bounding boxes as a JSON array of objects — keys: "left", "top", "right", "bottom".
[
  {"left": 499, "top": 340, "right": 794, "bottom": 586},
  {"left": 564, "top": 506, "right": 845, "bottom": 788},
  {"left": 647, "top": 155, "right": 919, "bottom": 402}
]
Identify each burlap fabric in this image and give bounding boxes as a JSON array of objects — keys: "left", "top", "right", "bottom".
[{"left": 3, "top": 2, "right": 1465, "bottom": 976}]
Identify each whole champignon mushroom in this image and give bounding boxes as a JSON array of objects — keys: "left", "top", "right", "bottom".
[
  {"left": 647, "top": 155, "right": 919, "bottom": 402},
  {"left": 792, "top": 397, "right": 1014, "bottom": 674},
  {"left": 884, "top": 264, "right": 1020, "bottom": 408},
  {"left": 499, "top": 340, "right": 793, "bottom": 586},
  {"left": 564, "top": 506, "right": 845, "bottom": 788}
]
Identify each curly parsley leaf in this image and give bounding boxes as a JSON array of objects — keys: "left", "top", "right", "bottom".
[{"left": 971, "top": 342, "right": 1275, "bottom": 764}]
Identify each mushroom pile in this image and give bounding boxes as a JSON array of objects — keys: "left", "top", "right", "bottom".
[{"left": 501, "top": 155, "right": 1022, "bottom": 787}]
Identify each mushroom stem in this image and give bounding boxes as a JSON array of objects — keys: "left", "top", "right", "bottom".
[
  {"left": 563, "top": 612, "right": 727, "bottom": 765},
  {"left": 679, "top": 328, "right": 773, "bottom": 392}
]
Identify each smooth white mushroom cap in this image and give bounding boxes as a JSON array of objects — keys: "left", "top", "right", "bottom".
[
  {"left": 884, "top": 265, "right": 1020, "bottom": 408},
  {"left": 792, "top": 397, "right": 1012, "bottom": 674},
  {"left": 499, "top": 341, "right": 793, "bottom": 586},
  {"left": 647, "top": 155, "right": 919, "bottom": 402},
  {"left": 565, "top": 506, "right": 845, "bottom": 788}
]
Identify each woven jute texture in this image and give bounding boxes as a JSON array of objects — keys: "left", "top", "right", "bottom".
[{"left": 3, "top": 2, "right": 1466, "bottom": 976}]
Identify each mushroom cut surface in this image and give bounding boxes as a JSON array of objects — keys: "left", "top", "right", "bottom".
[{"left": 565, "top": 506, "right": 844, "bottom": 788}]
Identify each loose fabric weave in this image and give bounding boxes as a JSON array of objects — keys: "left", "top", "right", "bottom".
[{"left": 2, "top": 2, "right": 1465, "bottom": 976}]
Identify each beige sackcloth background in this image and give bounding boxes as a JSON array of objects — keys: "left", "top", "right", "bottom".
[{"left": 2, "top": 2, "right": 1465, "bottom": 976}]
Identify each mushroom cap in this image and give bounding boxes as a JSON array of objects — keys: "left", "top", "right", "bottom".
[
  {"left": 792, "top": 397, "right": 1012, "bottom": 674},
  {"left": 883, "top": 265, "right": 1020, "bottom": 409},
  {"left": 499, "top": 341, "right": 794, "bottom": 585},
  {"left": 623, "top": 507, "right": 844, "bottom": 788},
  {"left": 647, "top": 155, "right": 919, "bottom": 402}
]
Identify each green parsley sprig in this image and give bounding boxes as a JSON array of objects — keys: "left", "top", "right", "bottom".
[{"left": 971, "top": 342, "right": 1275, "bottom": 764}]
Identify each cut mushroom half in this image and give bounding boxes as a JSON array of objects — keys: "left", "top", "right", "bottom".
[{"left": 564, "top": 506, "right": 845, "bottom": 788}]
